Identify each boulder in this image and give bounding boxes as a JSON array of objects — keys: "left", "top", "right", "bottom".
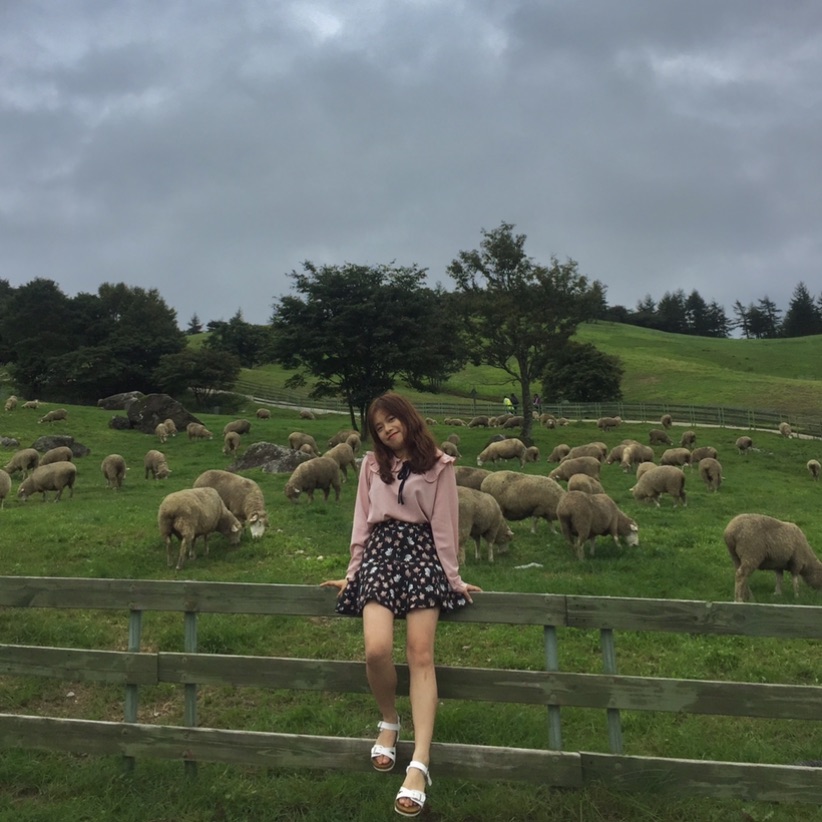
[
  {"left": 97, "top": 391, "right": 145, "bottom": 410},
  {"left": 1, "top": 436, "right": 19, "bottom": 449},
  {"left": 31, "top": 435, "right": 91, "bottom": 458},
  {"left": 231, "top": 442, "right": 313, "bottom": 474},
  {"left": 108, "top": 416, "right": 133, "bottom": 431},
  {"left": 125, "top": 394, "right": 201, "bottom": 435}
]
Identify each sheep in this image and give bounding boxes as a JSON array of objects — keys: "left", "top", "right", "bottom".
[
  {"left": 736, "top": 436, "right": 753, "bottom": 454},
  {"left": 425, "top": 417, "right": 438, "bottom": 426},
  {"left": 539, "top": 413, "right": 556, "bottom": 428},
  {"left": 144, "top": 449, "right": 171, "bottom": 480},
  {"left": 163, "top": 419, "right": 178, "bottom": 437},
  {"left": 38, "top": 408, "right": 68, "bottom": 424},
  {"left": 0, "top": 469, "right": 10, "bottom": 507},
  {"left": 444, "top": 418, "right": 467, "bottom": 426},
  {"left": 476, "top": 438, "right": 538, "bottom": 467},
  {"left": 101, "top": 454, "right": 127, "bottom": 490},
  {"left": 596, "top": 415, "right": 621, "bottom": 432},
  {"left": 17, "top": 462, "right": 77, "bottom": 502},
  {"left": 39, "top": 446, "right": 73, "bottom": 466},
  {"left": 566, "top": 474, "right": 605, "bottom": 495},
  {"left": 620, "top": 442, "right": 655, "bottom": 473},
  {"left": 4, "top": 395, "right": 17, "bottom": 412},
  {"left": 299, "top": 409, "right": 316, "bottom": 420},
  {"left": 155, "top": 422, "right": 169, "bottom": 444},
  {"left": 548, "top": 456, "right": 602, "bottom": 483},
  {"left": 446, "top": 433, "right": 461, "bottom": 445},
  {"left": 223, "top": 419, "right": 251, "bottom": 436},
  {"left": 468, "top": 415, "right": 490, "bottom": 428},
  {"left": 690, "top": 446, "right": 718, "bottom": 463},
  {"left": 562, "top": 442, "right": 607, "bottom": 462},
  {"left": 454, "top": 465, "right": 492, "bottom": 490},
  {"left": 557, "top": 491, "right": 639, "bottom": 560},
  {"left": 457, "top": 486, "right": 514, "bottom": 563},
  {"left": 186, "top": 422, "right": 213, "bottom": 440},
  {"left": 3, "top": 448, "right": 40, "bottom": 478},
  {"left": 808, "top": 459, "right": 821, "bottom": 481},
  {"left": 779, "top": 421, "right": 793, "bottom": 438},
  {"left": 322, "top": 442, "right": 357, "bottom": 481},
  {"left": 289, "top": 431, "right": 320, "bottom": 455},
  {"left": 328, "top": 429, "right": 358, "bottom": 447},
  {"left": 547, "top": 444, "right": 571, "bottom": 463},
  {"left": 501, "top": 415, "right": 524, "bottom": 429},
  {"left": 556, "top": 417, "right": 570, "bottom": 426},
  {"left": 158, "top": 487, "right": 242, "bottom": 570},
  {"left": 480, "top": 471, "right": 565, "bottom": 534},
  {"left": 346, "top": 432, "right": 362, "bottom": 454},
  {"left": 22, "top": 400, "right": 39, "bottom": 410},
  {"left": 193, "top": 469, "right": 270, "bottom": 538},
  {"left": 299, "top": 443, "right": 316, "bottom": 457},
  {"left": 440, "top": 440, "right": 461, "bottom": 459},
  {"left": 631, "top": 465, "right": 687, "bottom": 507},
  {"left": 698, "top": 457, "right": 723, "bottom": 492},
  {"left": 284, "top": 456, "right": 341, "bottom": 503},
  {"left": 605, "top": 444, "right": 626, "bottom": 465},
  {"left": 724, "top": 513, "right": 822, "bottom": 602},
  {"left": 256, "top": 408, "right": 272, "bottom": 420},
  {"left": 680, "top": 430, "right": 697, "bottom": 448},
  {"left": 660, "top": 413, "right": 673, "bottom": 429},
  {"left": 223, "top": 431, "right": 241, "bottom": 456},
  {"left": 660, "top": 447, "right": 692, "bottom": 468},
  {"left": 635, "top": 461, "right": 657, "bottom": 481},
  {"left": 648, "top": 429, "right": 672, "bottom": 446}
]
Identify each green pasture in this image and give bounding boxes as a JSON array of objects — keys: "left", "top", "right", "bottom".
[{"left": 2, "top": 396, "right": 822, "bottom": 820}]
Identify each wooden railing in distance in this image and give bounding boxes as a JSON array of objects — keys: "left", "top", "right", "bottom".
[{"left": 2, "top": 577, "right": 822, "bottom": 804}]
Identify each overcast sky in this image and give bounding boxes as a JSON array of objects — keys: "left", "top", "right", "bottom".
[{"left": 2, "top": 1, "right": 821, "bottom": 327}]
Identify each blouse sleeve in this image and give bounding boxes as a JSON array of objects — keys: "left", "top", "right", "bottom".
[
  {"left": 345, "top": 453, "right": 374, "bottom": 580},
  {"left": 428, "top": 460, "right": 466, "bottom": 593}
]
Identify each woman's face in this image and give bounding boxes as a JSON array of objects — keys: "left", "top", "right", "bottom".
[{"left": 372, "top": 408, "right": 408, "bottom": 459}]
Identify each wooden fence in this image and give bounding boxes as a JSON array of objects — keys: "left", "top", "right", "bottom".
[{"left": 2, "top": 576, "right": 822, "bottom": 804}]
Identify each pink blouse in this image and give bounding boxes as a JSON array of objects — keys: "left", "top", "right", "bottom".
[{"left": 345, "top": 450, "right": 466, "bottom": 593}]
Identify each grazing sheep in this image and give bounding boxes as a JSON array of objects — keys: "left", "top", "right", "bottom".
[
  {"left": 3, "top": 448, "right": 40, "bottom": 478},
  {"left": 480, "top": 471, "right": 565, "bottom": 534},
  {"left": 155, "top": 422, "right": 169, "bottom": 444},
  {"left": 724, "top": 513, "right": 822, "bottom": 602},
  {"left": 476, "top": 438, "right": 538, "bottom": 467},
  {"left": 557, "top": 491, "right": 639, "bottom": 560},
  {"left": 193, "top": 469, "right": 270, "bottom": 538},
  {"left": 299, "top": 409, "right": 316, "bottom": 420},
  {"left": 620, "top": 442, "right": 655, "bottom": 473},
  {"left": 17, "top": 462, "right": 77, "bottom": 502},
  {"left": 163, "top": 419, "right": 178, "bottom": 437},
  {"left": 634, "top": 461, "right": 657, "bottom": 481},
  {"left": 605, "top": 444, "right": 626, "bottom": 465},
  {"left": 38, "top": 408, "right": 68, "bottom": 424},
  {"left": 779, "top": 421, "right": 793, "bottom": 438},
  {"left": 501, "top": 415, "right": 524, "bottom": 429},
  {"left": 144, "top": 449, "right": 171, "bottom": 480},
  {"left": 425, "top": 417, "right": 437, "bottom": 426},
  {"left": 736, "top": 436, "right": 753, "bottom": 454},
  {"left": 223, "top": 431, "right": 241, "bottom": 456},
  {"left": 186, "top": 422, "right": 213, "bottom": 440},
  {"left": 22, "top": 400, "right": 39, "bottom": 410},
  {"left": 468, "top": 415, "right": 490, "bottom": 428},
  {"left": 289, "top": 431, "right": 320, "bottom": 455},
  {"left": 346, "top": 433, "right": 362, "bottom": 454},
  {"left": 660, "top": 447, "right": 692, "bottom": 468},
  {"left": 158, "top": 487, "right": 242, "bottom": 570},
  {"left": 556, "top": 417, "right": 570, "bottom": 426},
  {"left": 680, "top": 430, "right": 697, "bottom": 448},
  {"left": 648, "top": 429, "right": 672, "bottom": 446},
  {"left": 567, "top": 474, "right": 605, "bottom": 495},
  {"left": 256, "top": 408, "right": 272, "bottom": 419},
  {"left": 596, "top": 415, "right": 622, "bottom": 432},
  {"left": 440, "top": 440, "right": 461, "bottom": 459},
  {"left": 299, "top": 443, "right": 317, "bottom": 457},
  {"left": 446, "top": 433, "right": 461, "bottom": 445},
  {"left": 539, "top": 413, "right": 557, "bottom": 428},
  {"left": 0, "top": 469, "right": 10, "bottom": 507},
  {"left": 631, "top": 465, "right": 687, "bottom": 507},
  {"left": 327, "top": 429, "right": 358, "bottom": 447},
  {"left": 4, "top": 395, "right": 17, "bottom": 412},
  {"left": 660, "top": 413, "right": 673, "bottom": 429},
  {"left": 322, "top": 442, "right": 358, "bottom": 481},
  {"left": 547, "top": 444, "right": 571, "bottom": 463},
  {"left": 698, "top": 457, "right": 723, "bottom": 492},
  {"left": 808, "top": 459, "right": 821, "bottom": 481},
  {"left": 224, "top": 419, "right": 251, "bottom": 436},
  {"left": 454, "top": 466, "right": 492, "bottom": 490},
  {"left": 39, "top": 446, "right": 74, "bottom": 466},
  {"left": 562, "top": 442, "right": 607, "bottom": 462},
  {"left": 101, "top": 454, "right": 127, "bottom": 490},
  {"left": 690, "top": 446, "right": 718, "bottom": 463},
  {"left": 284, "top": 456, "right": 341, "bottom": 503},
  {"left": 444, "top": 418, "right": 467, "bottom": 427},
  {"left": 457, "top": 486, "right": 514, "bottom": 563},
  {"left": 548, "top": 456, "right": 602, "bottom": 483}
]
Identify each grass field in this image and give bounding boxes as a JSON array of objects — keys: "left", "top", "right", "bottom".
[{"left": 2, "top": 383, "right": 822, "bottom": 820}]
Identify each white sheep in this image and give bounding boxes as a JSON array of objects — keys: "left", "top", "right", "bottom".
[
  {"left": 605, "top": 444, "right": 626, "bottom": 465},
  {"left": 223, "top": 431, "right": 241, "bottom": 456},
  {"left": 441, "top": 440, "right": 461, "bottom": 459},
  {"left": 256, "top": 408, "right": 271, "bottom": 419},
  {"left": 660, "top": 447, "right": 692, "bottom": 468},
  {"left": 327, "top": 429, "right": 358, "bottom": 447},
  {"left": 566, "top": 474, "right": 605, "bottom": 494},
  {"left": 289, "top": 431, "right": 320, "bottom": 455},
  {"left": 4, "top": 395, "right": 17, "bottom": 412},
  {"left": 457, "top": 486, "right": 514, "bottom": 563},
  {"left": 660, "top": 413, "right": 673, "bottom": 429},
  {"left": 17, "top": 462, "right": 77, "bottom": 502},
  {"left": 547, "top": 444, "right": 571, "bottom": 463},
  {"left": 22, "top": 400, "right": 39, "bottom": 410},
  {"left": 648, "top": 429, "right": 672, "bottom": 446},
  {"left": 454, "top": 465, "right": 492, "bottom": 490},
  {"left": 155, "top": 422, "right": 169, "bottom": 444},
  {"left": 3, "top": 448, "right": 40, "bottom": 478},
  {"left": 345, "top": 432, "right": 362, "bottom": 454},
  {"left": 562, "top": 442, "right": 607, "bottom": 462},
  {"left": 38, "top": 408, "right": 68, "bottom": 424},
  {"left": 468, "top": 415, "right": 490, "bottom": 428},
  {"left": 476, "top": 438, "right": 538, "bottom": 467},
  {"left": 596, "top": 415, "right": 621, "bottom": 432},
  {"left": 193, "top": 469, "right": 270, "bottom": 538},
  {"left": 736, "top": 436, "right": 753, "bottom": 454},
  {"left": 690, "top": 446, "right": 718, "bottom": 463},
  {"left": 186, "top": 422, "right": 213, "bottom": 440},
  {"left": 779, "top": 421, "right": 793, "bottom": 438},
  {"left": 144, "top": 449, "right": 171, "bottom": 480},
  {"left": 807, "top": 459, "right": 821, "bottom": 481},
  {"left": 557, "top": 491, "right": 639, "bottom": 560},
  {"left": 322, "top": 442, "right": 358, "bottom": 481},
  {"left": 634, "top": 461, "right": 657, "bottom": 481},
  {"left": 299, "top": 409, "right": 316, "bottom": 420},
  {"left": 698, "top": 457, "right": 723, "bottom": 492},
  {"left": 158, "top": 487, "right": 243, "bottom": 570},
  {"left": 0, "top": 469, "right": 11, "bottom": 508},
  {"left": 446, "top": 433, "right": 461, "bottom": 445},
  {"left": 444, "top": 418, "right": 467, "bottom": 427},
  {"left": 724, "top": 513, "right": 822, "bottom": 602},
  {"left": 223, "top": 419, "right": 251, "bottom": 436},
  {"left": 500, "top": 415, "right": 524, "bottom": 429},
  {"left": 101, "top": 454, "right": 127, "bottom": 490},
  {"left": 631, "top": 465, "right": 687, "bottom": 507},
  {"left": 548, "top": 456, "right": 602, "bottom": 483},
  {"left": 620, "top": 442, "right": 654, "bottom": 473},
  {"left": 163, "top": 418, "right": 178, "bottom": 437},
  {"left": 480, "top": 471, "right": 565, "bottom": 534},
  {"left": 680, "top": 430, "right": 697, "bottom": 448},
  {"left": 40, "top": 446, "right": 73, "bottom": 466},
  {"left": 539, "top": 413, "right": 557, "bottom": 428},
  {"left": 284, "top": 456, "right": 341, "bottom": 503}
]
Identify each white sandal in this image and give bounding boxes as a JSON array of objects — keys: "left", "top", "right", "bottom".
[
  {"left": 394, "top": 760, "right": 431, "bottom": 817},
  {"left": 370, "top": 717, "right": 401, "bottom": 772}
]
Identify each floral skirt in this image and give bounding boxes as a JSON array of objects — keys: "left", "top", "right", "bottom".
[{"left": 336, "top": 519, "right": 467, "bottom": 618}]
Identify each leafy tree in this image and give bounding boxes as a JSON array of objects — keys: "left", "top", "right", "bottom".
[
  {"left": 732, "top": 300, "right": 752, "bottom": 338},
  {"left": 630, "top": 295, "right": 659, "bottom": 329},
  {"left": 270, "top": 262, "right": 466, "bottom": 429},
  {"left": 541, "top": 341, "right": 623, "bottom": 402},
  {"left": 704, "top": 300, "right": 730, "bottom": 338},
  {"left": 447, "top": 222, "right": 603, "bottom": 442},
  {"left": 656, "top": 290, "right": 688, "bottom": 334},
  {"left": 187, "top": 314, "right": 204, "bottom": 335},
  {"left": 154, "top": 348, "right": 241, "bottom": 406},
  {"left": 204, "top": 309, "right": 273, "bottom": 368},
  {"left": 782, "top": 282, "right": 822, "bottom": 338}
]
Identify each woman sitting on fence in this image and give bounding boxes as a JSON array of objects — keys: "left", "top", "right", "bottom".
[{"left": 323, "top": 391, "right": 481, "bottom": 817}]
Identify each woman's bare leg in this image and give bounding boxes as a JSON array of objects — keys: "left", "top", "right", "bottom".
[{"left": 363, "top": 601, "right": 399, "bottom": 767}]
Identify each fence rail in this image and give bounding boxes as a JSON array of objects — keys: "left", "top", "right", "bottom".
[{"left": 3, "top": 577, "right": 822, "bottom": 804}]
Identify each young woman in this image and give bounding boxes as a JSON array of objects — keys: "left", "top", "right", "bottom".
[{"left": 322, "top": 392, "right": 481, "bottom": 817}]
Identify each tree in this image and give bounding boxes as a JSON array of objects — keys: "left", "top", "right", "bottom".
[
  {"left": 656, "top": 290, "right": 688, "bottom": 334},
  {"left": 187, "top": 314, "right": 203, "bottom": 335},
  {"left": 541, "top": 341, "right": 623, "bottom": 402},
  {"left": 782, "top": 282, "right": 822, "bottom": 338},
  {"left": 756, "top": 296, "right": 782, "bottom": 338},
  {"left": 270, "top": 262, "right": 466, "bottom": 429},
  {"left": 154, "top": 348, "right": 241, "bottom": 405},
  {"left": 447, "top": 222, "right": 604, "bottom": 442},
  {"left": 204, "top": 309, "right": 272, "bottom": 368}
]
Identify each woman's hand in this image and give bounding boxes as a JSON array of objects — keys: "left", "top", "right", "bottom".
[
  {"left": 461, "top": 583, "right": 482, "bottom": 605},
  {"left": 321, "top": 579, "right": 348, "bottom": 596}
]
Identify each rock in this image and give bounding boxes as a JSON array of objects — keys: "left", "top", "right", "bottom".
[
  {"left": 125, "top": 394, "right": 202, "bottom": 435},
  {"left": 97, "top": 391, "right": 145, "bottom": 410},
  {"left": 108, "top": 416, "right": 132, "bottom": 431},
  {"left": 31, "top": 435, "right": 91, "bottom": 458},
  {"left": 1, "top": 436, "right": 19, "bottom": 449},
  {"left": 230, "top": 442, "right": 313, "bottom": 474}
]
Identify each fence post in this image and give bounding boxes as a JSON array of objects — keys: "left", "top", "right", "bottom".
[
  {"left": 123, "top": 609, "right": 142, "bottom": 773},
  {"left": 543, "top": 625, "right": 562, "bottom": 750},
  {"left": 600, "top": 628, "right": 623, "bottom": 754},
  {"left": 184, "top": 610, "right": 198, "bottom": 777}
]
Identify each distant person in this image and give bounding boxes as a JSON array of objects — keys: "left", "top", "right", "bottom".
[
  {"left": 510, "top": 394, "right": 519, "bottom": 414},
  {"left": 503, "top": 395, "right": 513, "bottom": 414},
  {"left": 533, "top": 394, "right": 542, "bottom": 413}
]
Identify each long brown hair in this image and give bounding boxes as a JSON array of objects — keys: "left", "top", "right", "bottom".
[{"left": 366, "top": 392, "right": 439, "bottom": 483}]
